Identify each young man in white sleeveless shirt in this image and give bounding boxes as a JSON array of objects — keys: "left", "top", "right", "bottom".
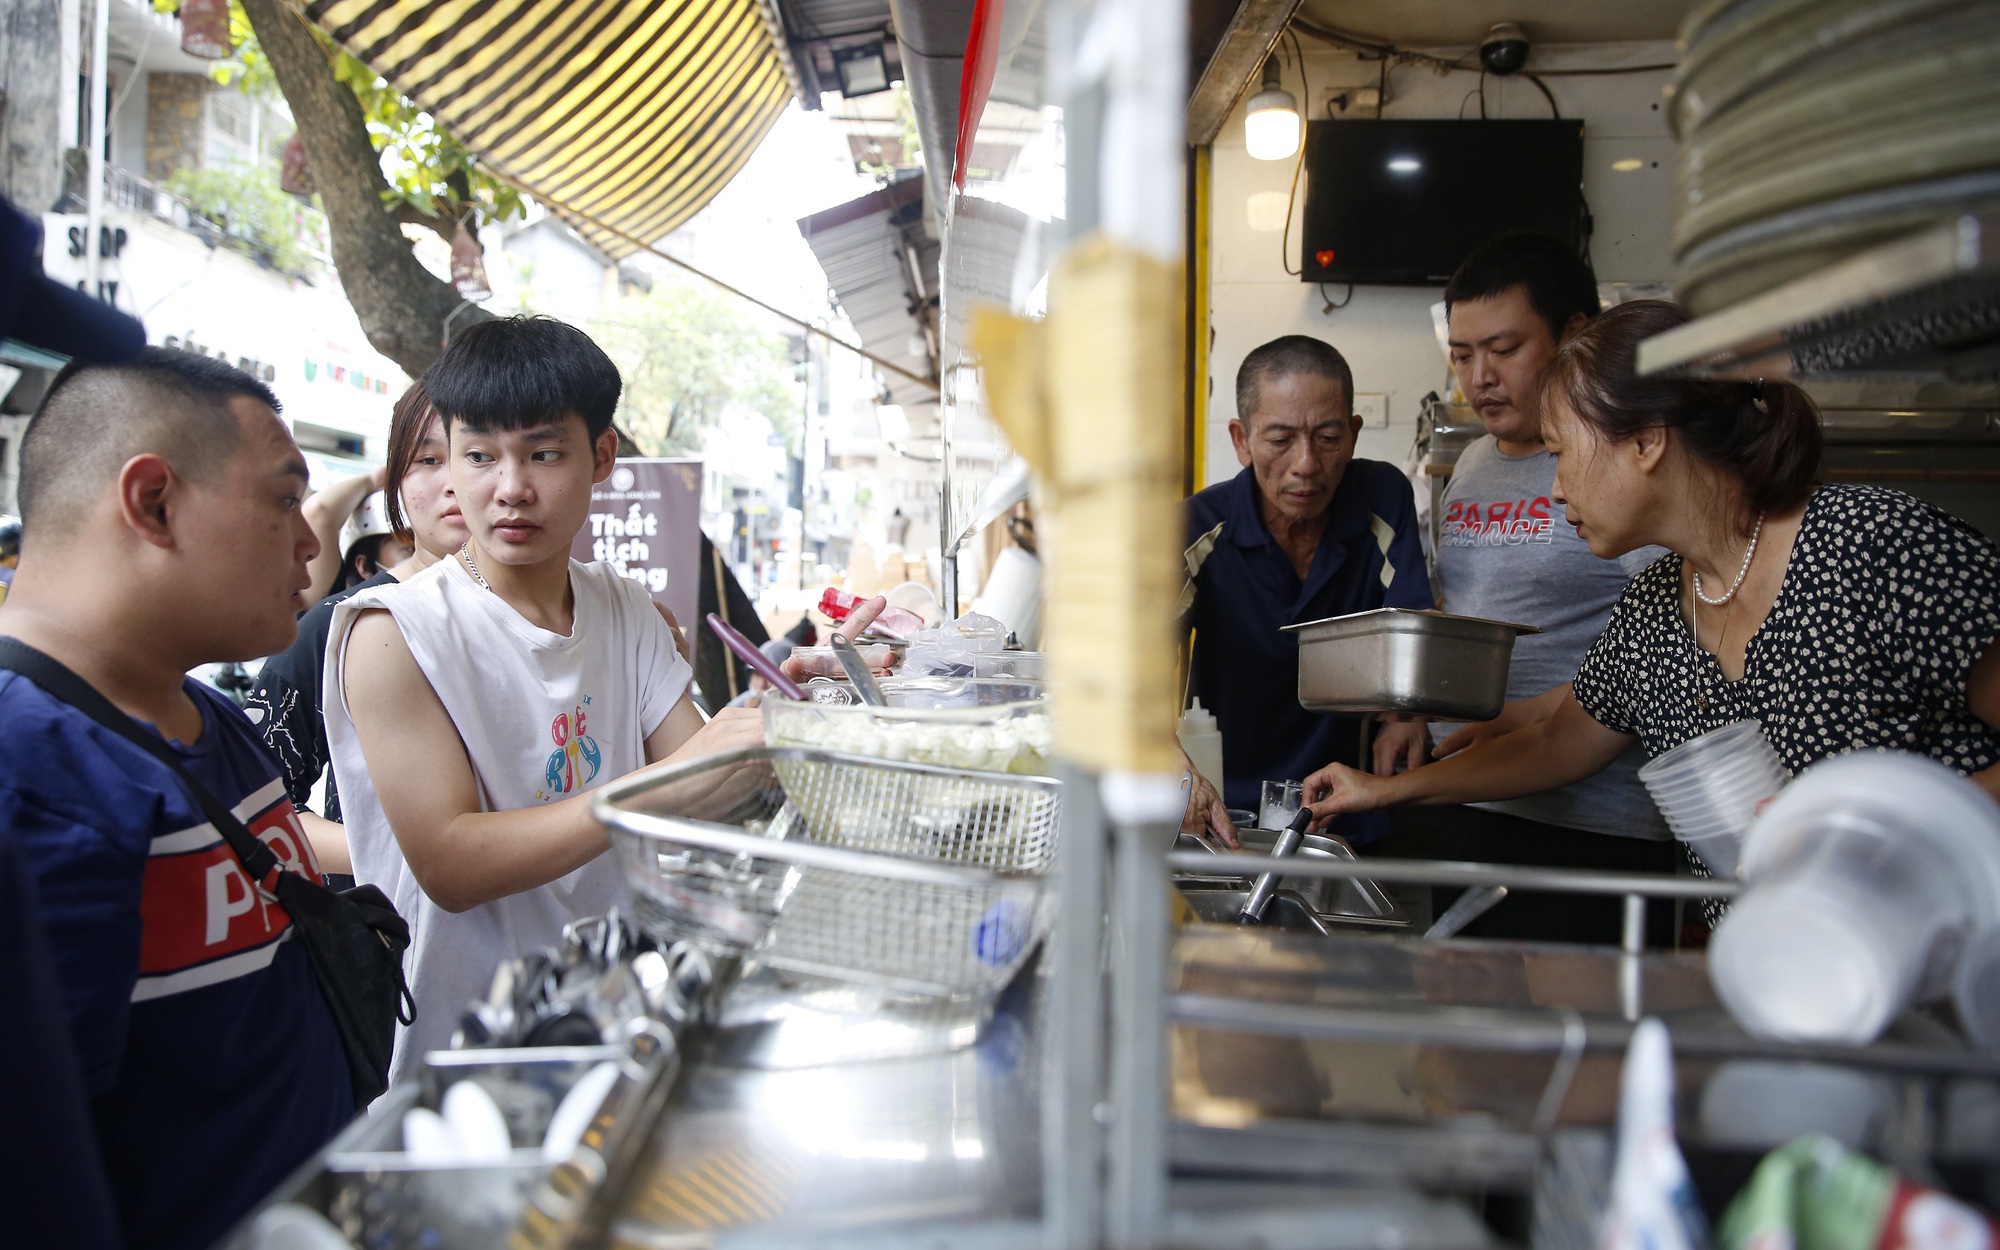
[{"left": 324, "top": 317, "right": 762, "bottom": 1080}]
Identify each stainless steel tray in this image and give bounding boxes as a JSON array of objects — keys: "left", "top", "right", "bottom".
[
  {"left": 1282, "top": 608, "right": 1540, "bottom": 720},
  {"left": 1174, "top": 827, "right": 1409, "bottom": 931}
]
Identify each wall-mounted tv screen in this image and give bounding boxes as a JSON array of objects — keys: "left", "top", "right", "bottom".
[{"left": 1300, "top": 119, "right": 1587, "bottom": 285}]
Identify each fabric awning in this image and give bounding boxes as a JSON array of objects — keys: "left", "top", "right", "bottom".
[
  {"left": 797, "top": 175, "right": 940, "bottom": 417},
  {"left": 290, "top": 0, "right": 794, "bottom": 257}
]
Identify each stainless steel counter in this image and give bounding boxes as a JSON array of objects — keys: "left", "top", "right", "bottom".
[
  {"left": 603, "top": 956, "right": 1495, "bottom": 1250},
  {"left": 608, "top": 975, "right": 1044, "bottom": 1246}
]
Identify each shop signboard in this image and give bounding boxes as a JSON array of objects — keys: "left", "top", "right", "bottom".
[
  {"left": 39, "top": 209, "right": 403, "bottom": 455},
  {"left": 570, "top": 458, "right": 703, "bottom": 629}
]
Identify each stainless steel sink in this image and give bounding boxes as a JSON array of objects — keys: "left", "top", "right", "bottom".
[
  {"left": 1175, "top": 828, "right": 1409, "bottom": 931},
  {"left": 1178, "top": 887, "right": 1337, "bottom": 935}
]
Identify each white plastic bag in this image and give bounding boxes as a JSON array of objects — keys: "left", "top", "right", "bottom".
[{"left": 1601, "top": 1018, "right": 1711, "bottom": 1250}]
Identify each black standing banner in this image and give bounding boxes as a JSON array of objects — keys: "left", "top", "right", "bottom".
[{"left": 570, "top": 458, "right": 703, "bottom": 633}]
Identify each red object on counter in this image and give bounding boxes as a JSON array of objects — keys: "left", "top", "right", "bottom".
[{"left": 817, "top": 588, "right": 924, "bottom": 637}]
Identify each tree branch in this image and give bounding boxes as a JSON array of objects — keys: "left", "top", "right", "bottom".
[
  {"left": 390, "top": 201, "right": 457, "bottom": 244},
  {"left": 239, "top": 0, "right": 485, "bottom": 377}
]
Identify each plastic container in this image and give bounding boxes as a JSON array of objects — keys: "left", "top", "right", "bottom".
[
  {"left": 1178, "top": 699, "right": 1224, "bottom": 791},
  {"left": 788, "top": 643, "right": 901, "bottom": 681},
  {"left": 818, "top": 587, "right": 925, "bottom": 637},
  {"left": 800, "top": 675, "right": 1046, "bottom": 709},
  {"left": 764, "top": 694, "right": 1053, "bottom": 775},
  {"left": 1709, "top": 823, "right": 1960, "bottom": 1043},
  {"left": 1953, "top": 926, "right": 2000, "bottom": 1052},
  {"left": 1637, "top": 720, "right": 1789, "bottom": 877},
  {"left": 1697, "top": 1061, "right": 1891, "bottom": 1151},
  {"left": 1710, "top": 751, "right": 2000, "bottom": 1045},
  {"left": 904, "top": 649, "right": 1047, "bottom": 680}
]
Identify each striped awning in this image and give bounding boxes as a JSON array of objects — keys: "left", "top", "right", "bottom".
[{"left": 289, "top": 0, "right": 795, "bottom": 257}]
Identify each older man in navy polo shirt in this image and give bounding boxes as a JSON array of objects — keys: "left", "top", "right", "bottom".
[{"left": 1182, "top": 335, "right": 1432, "bottom": 845}]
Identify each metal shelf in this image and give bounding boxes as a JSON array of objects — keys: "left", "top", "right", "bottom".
[{"left": 1637, "top": 214, "right": 2000, "bottom": 382}]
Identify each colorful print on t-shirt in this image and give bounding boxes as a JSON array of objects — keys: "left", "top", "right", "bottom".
[
  {"left": 1442, "top": 495, "right": 1557, "bottom": 547},
  {"left": 543, "top": 696, "right": 602, "bottom": 796}
]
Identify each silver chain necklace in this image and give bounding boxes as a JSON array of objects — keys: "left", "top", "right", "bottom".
[
  {"left": 1692, "top": 513, "right": 1765, "bottom": 607},
  {"left": 458, "top": 541, "right": 490, "bottom": 590}
]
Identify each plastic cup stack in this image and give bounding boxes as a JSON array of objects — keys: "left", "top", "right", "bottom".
[{"left": 1636, "top": 720, "right": 1789, "bottom": 878}]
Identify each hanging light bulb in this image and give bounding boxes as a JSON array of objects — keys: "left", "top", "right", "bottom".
[{"left": 1244, "top": 56, "right": 1300, "bottom": 161}]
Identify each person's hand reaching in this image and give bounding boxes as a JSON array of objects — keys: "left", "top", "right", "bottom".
[
  {"left": 1182, "top": 763, "right": 1238, "bottom": 848},
  {"left": 674, "top": 704, "right": 764, "bottom": 757},
  {"left": 1372, "top": 716, "right": 1431, "bottom": 775},
  {"left": 1300, "top": 761, "right": 1395, "bottom": 831},
  {"left": 1433, "top": 687, "right": 1567, "bottom": 758}
]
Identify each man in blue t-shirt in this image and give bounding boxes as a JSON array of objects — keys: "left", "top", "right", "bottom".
[
  {"left": 0, "top": 349, "right": 353, "bottom": 1249},
  {"left": 1181, "top": 336, "right": 1433, "bottom": 845}
]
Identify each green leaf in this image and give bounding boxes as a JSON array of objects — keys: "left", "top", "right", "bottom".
[{"left": 165, "top": 161, "right": 329, "bottom": 279}]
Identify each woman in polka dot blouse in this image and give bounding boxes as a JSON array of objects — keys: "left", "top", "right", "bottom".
[{"left": 1303, "top": 299, "right": 2000, "bottom": 834}]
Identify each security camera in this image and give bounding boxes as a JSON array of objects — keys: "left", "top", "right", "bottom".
[{"left": 1479, "top": 22, "right": 1530, "bottom": 76}]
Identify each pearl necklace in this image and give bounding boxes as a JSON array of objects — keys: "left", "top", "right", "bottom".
[
  {"left": 1692, "top": 513, "right": 1764, "bottom": 607},
  {"left": 458, "top": 542, "right": 490, "bottom": 590}
]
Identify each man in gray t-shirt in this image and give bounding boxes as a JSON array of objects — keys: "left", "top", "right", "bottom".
[
  {"left": 1433, "top": 435, "right": 1665, "bottom": 837},
  {"left": 1379, "top": 233, "right": 1676, "bottom": 945}
]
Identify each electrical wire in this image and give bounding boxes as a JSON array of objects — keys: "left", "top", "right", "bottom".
[
  {"left": 1290, "top": 18, "right": 1676, "bottom": 78},
  {"left": 1289, "top": 28, "right": 1310, "bottom": 131},
  {"left": 1279, "top": 30, "right": 1309, "bottom": 277},
  {"left": 1535, "top": 63, "right": 1677, "bottom": 76},
  {"left": 1525, "top": 72, "right": 1561, "bottom": 119},
  {"left": 1317, "top": 282, "right": 1353, "bottom": 312}
]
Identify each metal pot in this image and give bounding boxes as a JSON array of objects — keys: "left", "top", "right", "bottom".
[{"left": 1282, "top": 608, "right": 1540, "bottom": 721}]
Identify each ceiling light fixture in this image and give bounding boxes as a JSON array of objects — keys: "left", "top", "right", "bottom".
[
  {"left": 833, "top": 42, "right": 892, "bottom": 97},
  {"left": 1245, "top": 57, "right": 1301, "bottom": 162}
]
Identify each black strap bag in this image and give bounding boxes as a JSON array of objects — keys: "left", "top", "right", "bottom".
[{"left": 0, "top": 639, "right": 413, "bottom": 1106}]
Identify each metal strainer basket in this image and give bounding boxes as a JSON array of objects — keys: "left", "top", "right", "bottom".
[{"left": 592, "top": 746, "right": 1060, "bottom": 1000}]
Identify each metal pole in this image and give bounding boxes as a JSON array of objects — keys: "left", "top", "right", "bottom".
[
  {"left": 1169, "top": 993, "right": 2000, "bottom": 1078},
  {"left": 1103, "top": 774, "right": 1180, "bottom": 1250},
  {"left": 83, "top": 0, "right": 110, "bottom": 299},
  {"left": 939, "top": 479, "right": 957, "bottom": 615},
  {"left": 1619, "top": 893, "right": 1646, "bottom": 1022},
  {"left": 1044, "top": 763, "right": 1107, "bottom": 1250},
  {"left": 1161, "top": 851, "right": 1743, "bottom": 900}
]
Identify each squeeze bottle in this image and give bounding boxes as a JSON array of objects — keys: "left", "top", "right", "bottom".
[{"left": 1178, "top": 699, "right": 1225, "bottom": 792}]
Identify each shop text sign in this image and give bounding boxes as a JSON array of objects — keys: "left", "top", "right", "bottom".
[{"left": 570, "top": 458, "right": 701, "bottom": 629}]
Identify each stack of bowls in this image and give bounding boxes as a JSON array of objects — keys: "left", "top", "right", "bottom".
[
  {"left": 1668, "top": 0, "right": 2000, "bottom": 313},
  {"left": 1637, "top": 720, "right": 1790, "bottom": 878},
  {"left": 1711, "top": 752, "right": 2000, "bottom": 1046}
]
